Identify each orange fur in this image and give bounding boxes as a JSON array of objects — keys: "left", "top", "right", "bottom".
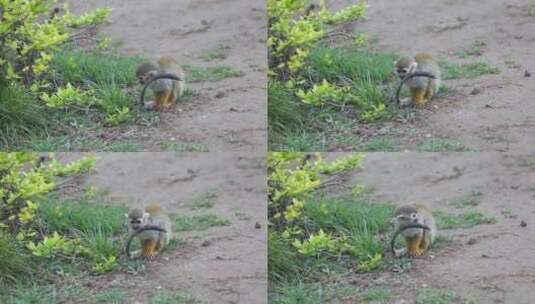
[
  {"left": 145, "top": 203, "right": 162, "bottom": 215},
  {"left": 410, "top": 88, "right": 427, "bottom": 107}
]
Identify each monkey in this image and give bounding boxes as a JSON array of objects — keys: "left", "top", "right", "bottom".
[
  {"left": 136, "top": 56, "right": 185, "bottom": 111},
  {"left": 394, "top": 53, "right": 441, "bottom": 107},
  {"left": 391, "top": 203, "right": 437, "bottom": 257},
  {"left": 125, "top": 203, "right": 172, "bottom": 259}
]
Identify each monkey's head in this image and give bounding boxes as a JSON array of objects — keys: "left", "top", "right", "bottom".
[
  {"left": 136, "top": 62, "right": 159, "bottom": 85},
  {"left": 393, "top": 205, "right": 425, "bottom": 237},
  {"left": 126, "top": 208, "right": 150, "bottom": 231},
  {"left": 395, "top": 56, "right": 418, "bottom": 79}
]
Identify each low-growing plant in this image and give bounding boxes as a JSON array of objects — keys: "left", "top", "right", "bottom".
[{"left": 0, "top": 0, "right": 110, "bottom": 83}]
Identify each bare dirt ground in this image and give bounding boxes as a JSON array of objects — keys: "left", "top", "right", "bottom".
[
  {"left": 58, "top": 153, "right": 267, "bottom": 303},
  {"left": 67, "top": 0, "right": 267, "bottom": 152},
  {"left": 332, "top": 0, "right": 535, "bottom": 152},
  {"left": 337, "top": 152, "right": 535, "bottom": 303}
]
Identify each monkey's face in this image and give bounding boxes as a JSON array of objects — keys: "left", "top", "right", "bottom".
[
  {"left": 395, "top": 58, "right": 417, "bottom": 79},
  {"left": 395, "top": 212, "right": 424, "bottom": 238},
  {"left": 127, "top": 210, "right": 150, "bottom": 231},
  {"left": 396, "top": 212, "right": 423, "bottom": 225},
  {"left": 137, "top": 72, "right": 154, "bottom": 85},
  {"left": 136, "top": 62, "right": 159, "bottom": 85},
  {"left": 129, "top": 216, "right": 143, "bottom": 230}
]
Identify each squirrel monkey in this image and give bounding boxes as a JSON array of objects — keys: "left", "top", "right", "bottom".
[
  {"left": 126, "top": 203, "right": 172, "bottom": 258},
  {"left": 136, "top": 56, "right": 186, "bottom": 111},
  {"left": 395, "top": 53, "right": 441, "bottom": 107},
  {"left": 392, "top": 203, "right": 437, "bottom": 257}
]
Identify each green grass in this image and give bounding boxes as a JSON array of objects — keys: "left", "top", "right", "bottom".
[
  {"left": 270, "top": 282, "right": 322, "bottom": 304},
  {"left": 268, "top": 231, "right": 301, "bottom": 284},
  {"left": 416, "top": 288, "right": 456, "bottom": 304},
  {"left": 183, "top": 65, "right": 243, "bottom": 82},
  {"left": 184, "top": 191, "right": 217, "bottom": 210},
  {"left": 92, "top": 288, "right": 126, "bottom": 304},
  {"left": 268, "top": 46, "right": 399, "bottom": 152},
  {"left": 3, "top": 284, "right": 58, "bottom": 304},
  {"left": 363, "top": 137, "right": 396, "bottom": 151},
  {"left": 172, "top": 214, "right": 230, "bottom": 232},
  {"left": 92, "top": 79, "right": 132, "bottom": 112},
  {"left": 40, "top": 198, "right": 127, "bottom": 235},
  {"left": 306, "top": 46, "right": 395, "bottom": 84},
  {"left": 417, "top": 139, "right": 472, "bottom": 152},
  {"left": 304, "top": 197, "right": 393, "bottom": 236},
  {"left": 7, "top": 49, "right": 153, "bottom": 151},
  {"left": 440, "top": 61, "right": 500, "bottom": 80},
  {"left": 0, "top": 236, "right": 35, "bottom": 286},
  {"left": 52, "top": 50, "right": 142, "bottom": 86},
  {"left": 268, "top": 194, "right": 397, "bottom": 303},
  {"left": 360, "top": 287, "right": 392, "bottom": 303},
  {"left": 277, "top": 131, "right": 325, "bottom": 152},
  {"left": 0, "top": 83, "right": 49, "bottom": 149},
  {"left": 453, "top": 40, "right": 486, "bottom": 58},
  {"left": 148, "top": 290, "right": 203, "bottom": 304},
  {"left": 160, "top": 142, "right": 208, "bottom": 152},
  {"left": 199, "top": 44, "right": 230, "bottom": 61},
  {"left": 235, "top": 211, "right": 251, "bottom": 221},
  {"left": 435, "top": 210, "right": 496, "bottom": 229},
  {"left": 436, "top": 85, "right": 457, "bottom": 98},
  {"left": 268, "top": 81, "right": 307, "bottom": 144},
  {"left": 449, "top": 191, "right": 482, "bottom": 208},
  {"left": 104, "top": 140, "right": 142, "bottom": 152}
]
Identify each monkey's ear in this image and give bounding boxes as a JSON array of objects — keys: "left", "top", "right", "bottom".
[{"left": 142, "top": 212, "right": 150, "bottom": 221}]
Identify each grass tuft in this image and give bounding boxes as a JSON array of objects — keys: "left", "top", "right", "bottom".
[
  {"left": 363, "top": 137, "right": 396, "bottom": 151},
  {"left": 360, "top": 286, "right": 392, "bottom": 303},
  {"left": 40, "top": 198, "right": 127, "bottom": 235},
  {"left": 440, "top": 61, "right": 500, "bottom": 80},
  {"left": 435, "top": 210, "right": 496, "bottom": 229},
  {"left": 306, "top": 47, "right": 395, "bottom": 84},
  {"left": 0, "top": 83, "right": 49, "bottom": 149},
  {"left": 417, "top": 139, "right": 472, "bottom": 152},
  {"left": 148, "top": 290, "right": 203, "bottom": 304},
  {"left": 183, "top": 65, "right": 243, "bottom": 82},
  {"left": 160, "top": 142, "right": 208, "bottom": 152},
  {"left": 172, "top": 214, "right": 230, "bottom": 232},
  {"left": 52, "top": 50, "right": 143, "bottom": 86},
  {"left": 416, "top": 287, "right": 456, "bottom": 304}
]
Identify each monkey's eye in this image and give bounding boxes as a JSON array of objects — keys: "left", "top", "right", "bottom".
[
  {"left": 410, "top": 213, "right": 417, "bottom": 219},
  {"left": 131, "top": 219, "right": 141, "bottom": 224}
]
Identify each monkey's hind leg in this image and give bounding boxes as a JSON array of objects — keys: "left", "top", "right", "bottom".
[
  {"left": 154, "top": 91, "right": 171, "bottom": 112},
  {"left": 424, "top": 80, "right": 437, "bottom": 101},
  {"left": 418, "top": 232, "right": 432, "bottom": 253},
  {"left": 410, "top": 88, "right": 427, "bottom": 107},
  {"left": 141, "top": 239, "right": 158, "bottom": 258},
  {"left": 163, "top": 92, "right": 176, "bottom": 111},
  {"left": 406, "top": 236, "right": 423, "bottom": 256},
  {"left": 154, "top": 235, "right": 166, "bottom": 253}
]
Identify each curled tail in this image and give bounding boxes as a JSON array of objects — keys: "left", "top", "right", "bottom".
[
  {"left": 390, "top": 223, "right": 431, "bottom": 255},
  {"left": 394, "top": 72, "right": 438, "bottom": 105},
  {"left": 125, "top": 225, "right": 168, "bottom": 259},
  {"left": 140, "top": 73, "right": 183, "bottom": 105}
]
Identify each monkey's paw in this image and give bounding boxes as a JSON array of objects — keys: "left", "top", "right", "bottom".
[
  {"left": 399, "top": 98, "right": 412, "bottom": 107},
  {"left": 143, "top": 100, "right": 156, "bottom": 110}
]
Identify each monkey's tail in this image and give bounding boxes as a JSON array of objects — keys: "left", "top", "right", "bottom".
[
  {"left": 140, "top": 73, "right": 183, "bottom": 105},
  {"left": 394, "top": 72, "right": 438, "bottom": 105},
  {"left": 390, "top": 223, "right": 430, "bottom": 255},
  {"left": 125, "top": 225, "right": 168, "bottom": 259}
]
